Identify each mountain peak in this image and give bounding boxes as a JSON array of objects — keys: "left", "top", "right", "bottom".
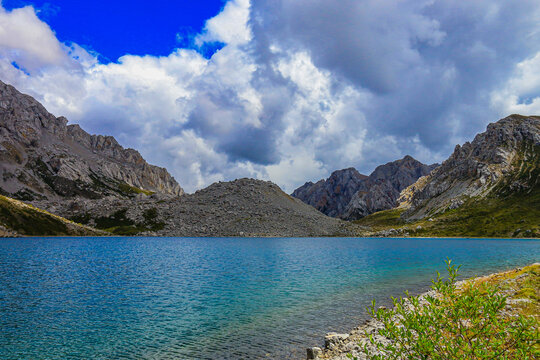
[
  {"left": 292, "top": 156, "right": 435, "bottom": 220},
  {"left": 400, "top": 114, "right": 540, "bottom": 219}
]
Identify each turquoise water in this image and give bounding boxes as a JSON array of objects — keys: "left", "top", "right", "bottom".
[{"left": 0, "top": 237, "right": 538, "bottom": 359}]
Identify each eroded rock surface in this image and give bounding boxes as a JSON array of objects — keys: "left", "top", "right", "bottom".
[
  {"left": 292, "top": 156, "right": 437, "bottom": 220},
  {"left": 400, "top": 115, "right": 540, "bottom": 219},
  {"left": 0, "top": 80, "right": 183, "bottom": 202}
]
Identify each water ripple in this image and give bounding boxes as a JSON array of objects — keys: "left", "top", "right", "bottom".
[{"left": 0, "top": 237, "right": 538, "bottom": 359}]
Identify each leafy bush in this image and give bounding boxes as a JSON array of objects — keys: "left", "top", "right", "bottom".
[{"left": 361, "top": 260, "right": 539, "bottom": 359}]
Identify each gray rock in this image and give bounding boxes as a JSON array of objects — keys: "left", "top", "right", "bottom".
[
  {"left": 400, "top": 115, "right": 540, "bottom": 220},
  {"left": 0, "top": 224, "right": 19, "bottom": 237},
  {"left": 306, "top": 347, "right": 323, "bottom": 359},
  {"left": 292, "top": 156, "right": 437, "bottom": 220},
  {"left": 42, "top": 178, "right": 362, "bottom": 237},
  {"left": 0, "top": 80, "right": 183, "bottom": 202},
  {"left": 324, "top": 333, "right": 350, "bottom": 349}
]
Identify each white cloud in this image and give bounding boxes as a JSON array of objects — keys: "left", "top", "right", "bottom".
[
  {"left": 0, "top": 5, "right": 70, "bottom": 71},
  {"left": 491, "top": 52, "right": 540, "bottom": 115},
  {"left": 1, "top": 0, "right": 539, "bottom": 194},
  {"left": 195, "top": 0, "right": 252, "bottom": 46}
]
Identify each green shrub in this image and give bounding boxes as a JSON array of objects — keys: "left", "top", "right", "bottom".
[{"left": 360, "top": 260, "right": 539, "bottom": 360}]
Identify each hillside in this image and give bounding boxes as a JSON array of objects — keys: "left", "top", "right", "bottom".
[
  {"left": 0, "top": 194, "right": 105, "bottom": 236},
  {"left": 292, "top": 156, "right": 437, "bottom": 220},
  {"left": 0, "top": 80, "right": 183, "bottom": 202},
  {"left": 44, "top": 178, "right": 359, "bottom": 237},
  {"left": 355, "top": 115, "right": 540, "bottom": 238}
]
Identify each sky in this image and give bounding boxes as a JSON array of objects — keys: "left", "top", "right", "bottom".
[{"left": 1, "top": 0, "right": 539, "bottom": 193}]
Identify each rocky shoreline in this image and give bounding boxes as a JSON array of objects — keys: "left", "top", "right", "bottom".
[{"left": 306, "top": 263, "right": 539, "bottom": 360}]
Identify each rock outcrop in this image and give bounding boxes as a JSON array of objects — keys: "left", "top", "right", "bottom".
[
  {"left": 0, "top": 80, "right": 183, "bottom": 201},
  {"left": 292, "top": 156, "right": 437, "bottom": 220},
  {"left": 400, "top": 115, "right": 540, "bottom": 219}
]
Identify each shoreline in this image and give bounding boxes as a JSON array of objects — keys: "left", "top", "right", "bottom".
[
  {"left": 306, "top": 263, "right": 540, "bottom": 360},
  {"left": 2, "top": 235, "right": 540, "bottom": 239}
]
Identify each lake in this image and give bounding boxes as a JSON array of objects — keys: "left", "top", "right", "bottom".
[{"left": 0, "top": 237, "right": 538, "bottom": 359}]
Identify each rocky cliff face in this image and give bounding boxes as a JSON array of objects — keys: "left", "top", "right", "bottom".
[
  {"left": 400, "top": 115, "right": 540, "bottom": 219},
  {"left": 292, "top": 168, "right": 369, "bottom": 218},
  {"left": 292, "top": 156, "right": 437, "bottom": 220},
  {"left": 0, "top": 80, "right": 183, "bottom": 201}
]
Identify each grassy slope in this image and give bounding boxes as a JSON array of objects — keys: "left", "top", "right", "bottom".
[
  {"left": 354, "top": 184, "right": 540, "bottom": 238},
  {"left": 0, "top": 195, "right": 105, "bottom": 236},
  {"left": 355, "top": 143, "right": 540, "bottom": 238}
]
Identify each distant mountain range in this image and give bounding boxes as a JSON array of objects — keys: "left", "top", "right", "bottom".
[
  {"left": 291, "top": 156, "right": 438, "bottom": 220},
  {"left": 0, "top": 80, "right": 538, "bottom": 238}
]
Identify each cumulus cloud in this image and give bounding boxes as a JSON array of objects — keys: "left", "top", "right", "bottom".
[
  {"left": 251, "top": 0, "right": 540, "bottom": 151},
  {"left": 491, "top": 52, "right": 540, "bottom": 115},
  {"left": 1, "top": 0, "right": 540, "bottom": 193},
  {"left": 0, "top": 5, "right": 71, "bottom": 71},
  {"left": 195, "top": 0, "right": 252, "bottom": 46}
]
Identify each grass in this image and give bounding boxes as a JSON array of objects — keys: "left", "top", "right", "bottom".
[
  {"left": 117, "top": 183, "right": 155, "bottom": 196},
  {"left": 353, "top": 208, "right": 406, "bottom": 232},
  {"left": 0, "top": 194, "right": 102, "bottom": 236},
  {"left": 464, "top": 263, "right": 540, "bottom": 322},
  {"left": 354, "top": 184, "right": 540, "bottom": 238}
]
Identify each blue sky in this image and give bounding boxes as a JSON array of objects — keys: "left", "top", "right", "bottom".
[
  {"left": 2, "top": 0, "right": 225, "bottom": 61},
  {"left": 0, "top": 0, "right": 539, "bottom": 192}
]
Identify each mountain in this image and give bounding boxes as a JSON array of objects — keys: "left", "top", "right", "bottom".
[
  {"left": 400, "top": 114, "right": 539, "bottom": 219},
  {"left": 292, "top": 168, "right": 368, "bottom": 218},
  {"left": 0, "top": 80, "right": 183, "bottom": 202},
  {"left": 0, "top": 81, "right": 361, "bottom": 237},
  {"left": 1, "top": 80, "right": 537, "bottom": 238},
  {"left": 292, "top": 156, "right": 437, "bottom": 220},
  {"left": 356, "top": 115, "right": 540, "bottom": 238},
  {"left": 41, "top": 178, "right": 358, "bottom": 237}
]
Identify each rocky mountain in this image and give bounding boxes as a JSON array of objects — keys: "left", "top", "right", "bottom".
[
  {"left": 292, "top": 156, "right": 437, "bottom": 220},
  {"left": 0, "top": 80, "right": 183, "bottom": 201},
  {"left": 355, "top": 115, "right": 539, "bottom": 238},
  {"left": 0, "top": 80, "right": 361, "bottom": 237},
  {"left": 40, "top": 178, "right": 359, "bottom": 237},
  {"left": 2, "top": 79, "right": 536, "bottom": 238},
  {"left": 291, "top": 168, "right": 368, "bottom": 218},
  {"left": 400, "top": 114, "right": 540, "bottom": 219}
]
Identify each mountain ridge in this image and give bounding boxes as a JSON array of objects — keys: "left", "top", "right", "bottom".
[
  {"left": 0, "top": 80, "right": 538, "bottom": 238},
  {"left": 292, "top": 156, "right": 438, "bottom": 220},
  {"left": 0, "top": 80, "right": 183, "bottom": 201},
  {"left": 399, "top": 114, "right": 540, "bottom": 219},
  {"left": 355, "top": 114, "right": 540, "bottom": 238}
]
